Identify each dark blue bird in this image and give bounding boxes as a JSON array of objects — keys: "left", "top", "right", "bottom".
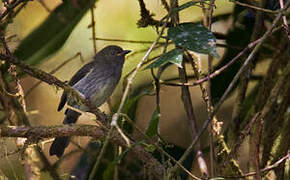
[{"left": 49, "top": 45, "right": 131, "bottom": 157}]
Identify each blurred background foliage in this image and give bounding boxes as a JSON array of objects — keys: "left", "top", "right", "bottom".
[{"left": 0, "top": 0, "right": 289, "bottom": 180}]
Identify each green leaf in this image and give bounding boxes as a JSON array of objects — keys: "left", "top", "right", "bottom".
[
  {"left": 141, "top": 142, "right": 156, "bottom": 152},
  {"left": 102, "top": 148, "right": 129, "bottom": 180},
  {"left": 146, "top": 108, "right": 160, "bottom": 138},
  {"left": 102, "top": 163, "right": 114, "bottom": 180},
  {"left": 168, "top": 23, "right": 219, "bottom": 58},
  {"left": 13, "top": 0, "right": 97, "bottom": 65},
  {"left": 145, "top": 48, "right": 183, "bottom": 69}
]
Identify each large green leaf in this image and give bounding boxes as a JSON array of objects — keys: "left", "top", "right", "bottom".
[
  {"left": 145, "top": 48, "right": 183, "bottom": 69},
  {"left": 168, "top": 23, "right": 219, "bottom": 58},
  {"left": 146, "top": 108, "right": 160, "bottom": 138},
  {"left": 13, "top": 0, "right": 97, "bottom": 65}
]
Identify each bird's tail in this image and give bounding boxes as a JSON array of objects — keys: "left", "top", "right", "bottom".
[{"left": 49, "top": 109, "right": 81, "bottom": 157}]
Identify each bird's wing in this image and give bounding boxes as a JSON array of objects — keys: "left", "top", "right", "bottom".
[
  {"left": 68, "top": 61, "right": 96, "bottom": 86},
  {"left": 57, "top": 61, "right": 95, "bottom": 111},
  {"left": 71, "top": 64, "right": 120, "bottom": 108}
]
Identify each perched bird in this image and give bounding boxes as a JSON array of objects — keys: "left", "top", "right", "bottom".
[{"left": 49, "top": 45, "right": 131, "bottom": 157}]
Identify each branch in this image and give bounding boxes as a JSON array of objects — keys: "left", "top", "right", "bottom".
[
  {"left": 0, "top": 49, "right": 98, "bottom": 117},
  {"left": 0, "top": 0, "right": 30, "bottom": 21},
  {"left": 172, "top": 0, "right": 290, "bottom": 169},
  {"left": 169, "top": 0, "right": 208, "bottom": 177},
  {"left": 232, "top": 0, "right": 279, "bottom": 13},
  {"left": 24, "top": 52, "right": 83, "bottom": 98},
  {"left": 224, "top": 153, "right": 290, "bottom": 178},
  {"left": 279, "top": 0, "right": 290, "bottom": 39},
  {"left": 0, "top": 32, "right": 63, "bottom": 180},
  {"left": 137, "top": 0, "right": 160, "bottom": 27},
  {"left": 0, "top": 124, "right": 165, "bottom": 179}
]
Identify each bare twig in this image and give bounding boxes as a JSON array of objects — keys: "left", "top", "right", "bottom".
[
  {"left": 162, "top": 38, "right": 262, "bottom": 87},
  {"left": 235, "top": 1, "right": 265, "bottom": 177},
  {"left": 160, "top": 0, "right": 170, "bottom": 12},
  {"left": 24, "top": 52, "right": 83, "bottom": 98},
  {"left": 91, "top": 11, "right": 169, "bottom": 180},
  {"left": 209, "top": 0, "right": 290, "bottom": 133},
  {"left": 4, "top": 33, "right": 42, "bottom": 179},
  {"left": 206, "top": 0, "right": 216, "bottom": 176},
  {"left": 217, "top": 133, "right": 244, "bottom": 176},
  {"left": 279, "top": 0, "right": 290, "bottom": 39},
  {"left": 171, "top": 1, "right": 290, "bottom": 169},
  {"left": 92, "top": 37, "right": 227, "bottom": 49},
  {"left": 137, "top": 0, "right": 160, "bottom": 27},
  {"left": 88, "top": 135, "right": 109, "bottom": 180},
  {"left": 120, "top": 114, "right": 202, "bottom": 180},
  {"left": 224, "top": 153, "right": 290, "bottom": 178},
  {"left": 170, "top": 0, "right": 208, "bottom": 177},
  {"left": 89, "top": 1, "right": 97, "bottom": 54},
  {"left": 0, "top": 0, "right": 29, "bottom": 21},
  {"left": 229, "top": 112, "right": 261, "bottom": 161},
  {"left": 93, "top": 37, "right": 166, "bottom": 44},
  {"left": 0, "top": 51, "right": 97, "bottom": 113},
  {"left": 232, "top": 0, "right": 279, "bottom": 13},
  {"left": 108, "top": 22, "right": 169, "bottom": 174},
  {"left": 0, "top": 31, "right": 62, "bottom": 180},
  {"left": 111, "top": 18, "right": 169, "bottom": 126}
]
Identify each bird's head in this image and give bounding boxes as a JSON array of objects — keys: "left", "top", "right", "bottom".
[{"left": 98, "top": 45, "right": 131, "bottom": 63}]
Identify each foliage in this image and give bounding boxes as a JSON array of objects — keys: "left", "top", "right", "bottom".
[{"left": 0, "top": 0, "right": 289, "bottom": 180}]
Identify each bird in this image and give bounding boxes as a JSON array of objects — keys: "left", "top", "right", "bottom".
[{"left": 49, "top": 45, "right": 131, "bottom": 157}]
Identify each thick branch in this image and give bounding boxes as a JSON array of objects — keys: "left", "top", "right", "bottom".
[{"left": 0, "top": 124, "right": 165, "bottom": 178}]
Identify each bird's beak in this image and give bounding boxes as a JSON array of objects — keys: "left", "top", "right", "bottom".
[{"left": 121, "top": 50, "right": 131, "bottom": 56}]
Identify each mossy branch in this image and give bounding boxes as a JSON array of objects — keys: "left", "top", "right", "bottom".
[{"left": 0, "top": 124, "right": 165, "bottom": 178}]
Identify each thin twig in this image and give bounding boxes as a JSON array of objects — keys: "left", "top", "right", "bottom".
[
  {"left": 279, "top": 0, "right": 290, "bottom": 39},
  {"left": 159, "top": 25, "right": 283, "bottom": 88},
  {"left": 224, "top": 153, "right": 290, "bottom": 178},
  {"left": 160, "top": 39, "right": 261, "bottom": 88},
  {"left": 4, "top": 32, "right": 42, "bottom": 179},
  {"left": 171, "top": 1, "right": 290, "bottom": 169},
  {"left": 0, "top": 51, "right": 97, "bottom": 113},
  {"left": 119, "top": 113, "right": 202, "bottom": 180},
  {"left": 108, "top": 23, "right": 169, "bottom": 171},
  {"left": 160, "top": 0, "right": 170, "bottom": 12},
  {"left": 97, "top": 14, "right": 169, "bottom": 180},
  {"left": 232, "top": 0, "right": 279, "bottom": 13},
  {"left": 111, "top": 18, "right": 169, "bottom": 126},
  {"left": 0, "top": 0, "right": 29, "bottom": 21},
  {"left": 207, "top": 0, "right": 216, "bottom": 176},
  {"left": 0, "top": 31, "right": 62, "bottom": 180},
  {"left": 88, "top": 135, "right": 110, "bottom": 180},
  {"left": 90, "top": 1, "right": 97, "bottom": 54},
  {"left": 170, "top": 0, "right": 208, "bottom": 177},
  {"left": 24, "top": 52, "right": 83, "bottom": 98},
  {"left": 92, "top": 37, "right": 166, "bottom": 44},
  {"left": 228, "top": 112, "right": 261, "bottom": 162}
]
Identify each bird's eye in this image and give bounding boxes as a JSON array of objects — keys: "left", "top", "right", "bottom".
[{"left": 110, "top": 51, "right": 116, "bottom": 56}]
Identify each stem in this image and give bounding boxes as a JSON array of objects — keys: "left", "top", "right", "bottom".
[{"left": 171, "top": 1, "right": 290, "bottom": 170}]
